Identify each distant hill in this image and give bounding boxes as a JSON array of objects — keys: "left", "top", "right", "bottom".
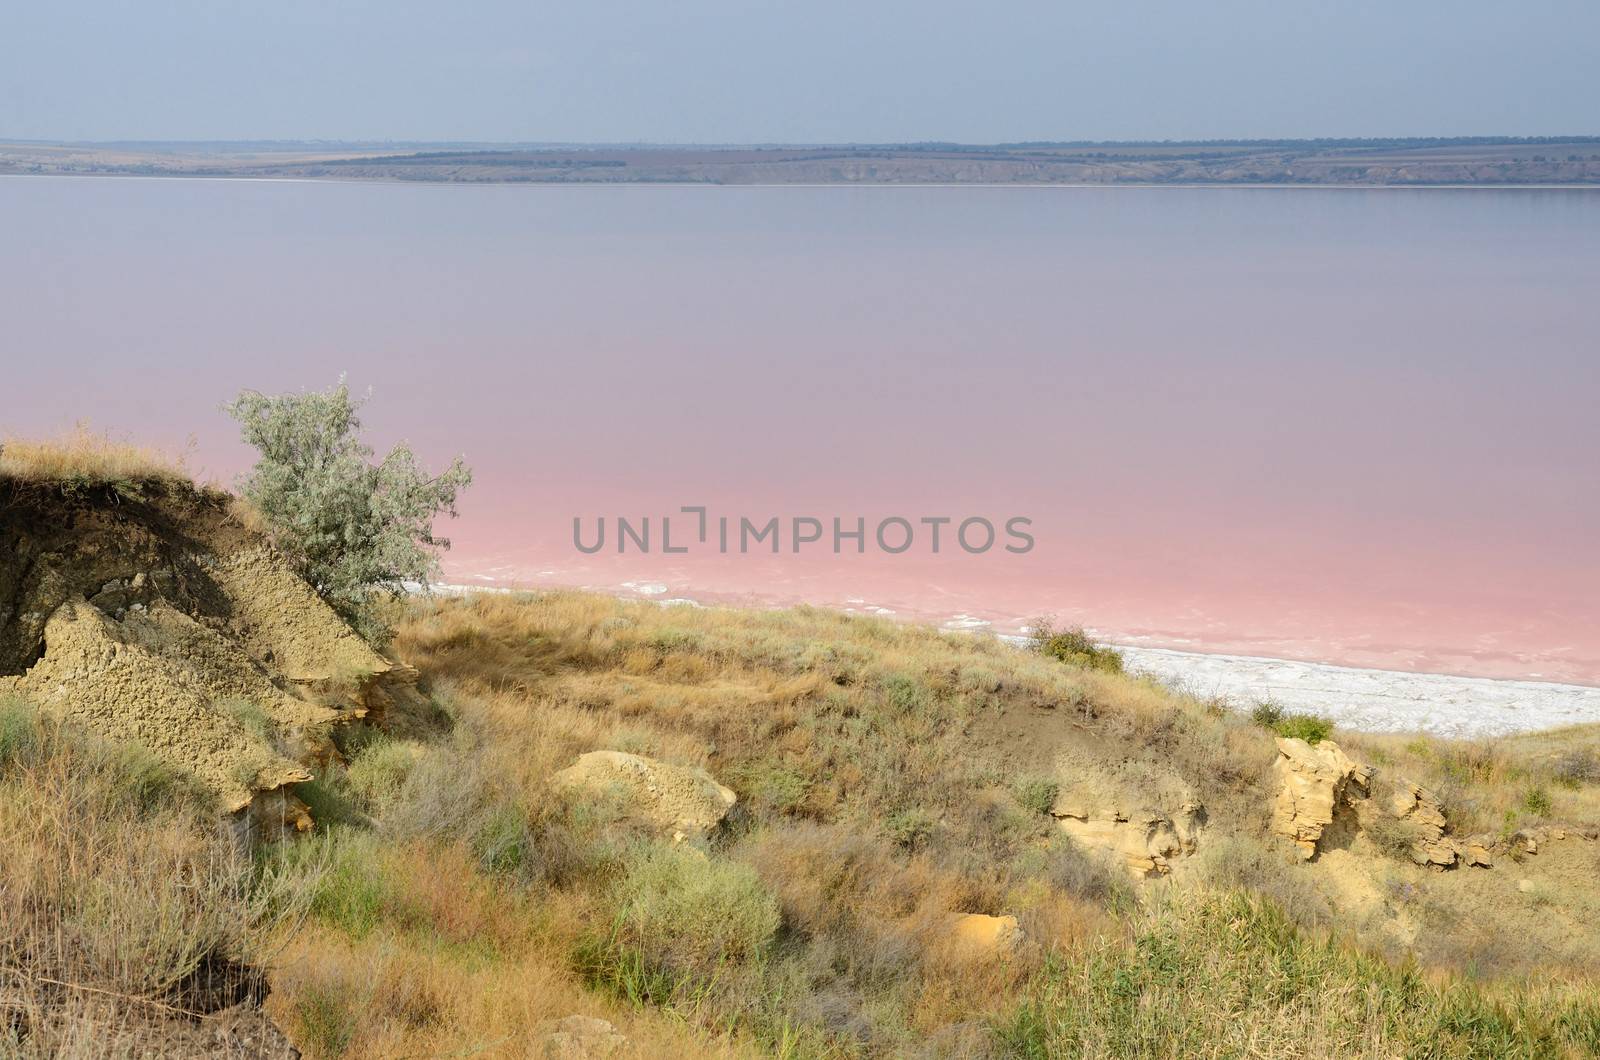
[{"left": 6, "top": 136, "right": 1600, "bottom": 185}]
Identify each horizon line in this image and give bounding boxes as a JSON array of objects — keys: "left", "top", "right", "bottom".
[{"left": 8, "top": 134, "right": 1600, "bottom": 151}]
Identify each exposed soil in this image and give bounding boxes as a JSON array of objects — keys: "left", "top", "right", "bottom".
[{"left": 0, "top": 480, "right": 400, "bottom": 812}]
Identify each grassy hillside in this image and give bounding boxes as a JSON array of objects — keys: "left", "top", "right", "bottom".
[{"left": 250, "top": 592, "right": 1597, "bottom": 1057}]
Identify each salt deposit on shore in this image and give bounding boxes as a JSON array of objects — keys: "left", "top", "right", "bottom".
[{"left": 1114, "top": 644, "right": 1600, "bottom": 738}]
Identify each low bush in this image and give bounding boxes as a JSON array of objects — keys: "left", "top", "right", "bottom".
[
  {"left": 881, "top": 672, "right": 931, "bottom": 714},
  {"left": 342, "top": 738, "right": 421, "bottom": 811},
  {"left": 1191, "top": 834, "right": 1332, "bottom": 927},
  {"left": 292, "top": 775, "right": 367, "bottom": 828},
  {"left": 1248, "top": 700, "right": 1334, "bottom": 745},
  {"left": 1273, "top": 713, "right": 1334, "bottom": 745},
  {"left": 219, "top": 697, "right": 274, "bottom": 742},
  {"left": 730, "top": 759, "right": 813, "bottom": 816},
  {"left": 293, "top": 977, "right": 361, "bottom": 1058},
  {"left": 1039, "top": 835, "right": 1130, "bottom": 906},
  {"left": 265, "top": 828, "right": 394, "bottom": 940},
  {"left": 1029, "top": 618, "right": 1125, "bottom": 674},
  {"left": 609, "top": 842, "right": 780, "bottom": 975},
  {"left": 1435, "top": 741, "right": 1508, "bottom": 787},
  {"left": 96, "top": 739, "right": 208, "bottom": 812},
  {"left": 0, "top": 696, "right": 42, "bottom": 767},
  {"left": 1250, "top": 700, "right": 1285, "bottom": 728},
  {"left": 1363, "top": 813, "right": 1427, "bottom": 862},
  {"left": 886, "top": 807, "right": 939, "bottom": 851},
  {"left": 1012, "top": 775, "right": 1061, "bottom": 818},
  {"left": 471, "top": 803, "right": 534, "bottom": 876}
]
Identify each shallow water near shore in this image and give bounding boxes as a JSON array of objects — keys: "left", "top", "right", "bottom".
[{"left": 5, "top": 176, "right": 1598, "bottom": 689}]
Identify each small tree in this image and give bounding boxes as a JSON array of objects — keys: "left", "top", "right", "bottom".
[{"left": 225, "top": 381, "right": 471, "bottom": 644}]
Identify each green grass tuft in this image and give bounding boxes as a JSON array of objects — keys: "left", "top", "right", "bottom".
[
  {"left": 995, "top": 889, "right": 1600, "bottom": 1057},
  {"left": 265, "top": 829, "right": 394, "bottom": 940},
  {"left": 1273, "top": 713, "right": 1335, "bottom": 745},
  {"left": 610, "top": 841, "right": 780, "bottom": 973},
  {"left": 1013, "top": 775, "right": 1061, "bottom": 817},
  {"left": 0, "top": 697, "right": 42, "bottom": 769}
]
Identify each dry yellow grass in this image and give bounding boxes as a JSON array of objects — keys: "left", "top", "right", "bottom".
[
  {"left": 282, "top": 591, "right": 1154, "bottom": 1054},
  {"left": 261, "top": 842, "right": 754, "bottom": 1060},
  {"left": 362, "top": 592, "right": 1600, "bottom": 1054},
  {"left": 1339, "top": 725, "right": 1600, "bottom": 837},
  {"left": 0, "top": 701, "right": 292, "bottom": 1057},
  {"left": 0, "top": 424, "right": 196, "bottom": 494},
  {"left": 9, "top": 585, "right": 1600, "bottom": 1057}
]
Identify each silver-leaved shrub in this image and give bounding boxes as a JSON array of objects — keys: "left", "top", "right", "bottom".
[{"left": 226, "top": 381, "right": 472, "bottom": 644}]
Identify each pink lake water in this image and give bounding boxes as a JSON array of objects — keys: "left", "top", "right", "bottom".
[{"left": 3, "top": 177, "right": 1597, "bottom": 683}]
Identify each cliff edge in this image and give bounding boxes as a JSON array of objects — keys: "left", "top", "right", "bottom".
[{"left": 0, "top": 474, "right": 410, "bottom": 815}]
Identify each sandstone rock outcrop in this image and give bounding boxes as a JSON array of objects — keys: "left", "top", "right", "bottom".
[
  {"left": 1389, "top": 783, "right": 1460, "bottom": 867},
  {"left": 1270, "top": 737, "right": 1373, "bottom": 859},
  {"left": 535, "top": 1015, "right": 632, "bottom": 1059},
  {"left": 1050, "top": 794, "right": 1203, "bottom": 877},
  {"left": 1463, "top": 839, "right": 1494, "bottom": 868},
  {"left": 1454, "top": 826, "right": 1586, "bottom": 868},
  {"left": 1266, "top": 737, "right": 1593, "bottom": 871},
  {"left": 205, "top": 544, "right": 389, "bottom": 688},
  {"left": 1374, "top": 784, "right": 1560, "bottom": 869},
  {"left": 8, "top": 598, "right": 314, "bottom": 811},
  {"left": 552, "top": 751, "right": 736, "bottom": 840}
]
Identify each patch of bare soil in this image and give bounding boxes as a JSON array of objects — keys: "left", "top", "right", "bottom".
[{"left": 11, "top": 994, "right": 300, "bottom": 1060}]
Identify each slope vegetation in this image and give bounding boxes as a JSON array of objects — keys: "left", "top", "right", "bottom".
[
  {"left": 258, "top": 592, "right": 1598, "bottom": 1057},
  {"left": 3, "top": 461, "right": 1599, "bottom": 1057}
]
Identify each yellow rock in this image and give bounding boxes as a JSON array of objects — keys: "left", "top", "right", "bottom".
[
  {"left": 1271, "top": 738, "right": 1367, "bottom": 860},
  {"left": 948, "top": 913, "right": 1023, "bottom": 956},
  {"left": 535, "top": 1015, "right": 632, "bottom": 1059},
  {"left": 552, "top": 750, "right": 737, "bottom": 839},
  {"left": 1050, "top": 792, "right": 1203, "bottom": 878}
]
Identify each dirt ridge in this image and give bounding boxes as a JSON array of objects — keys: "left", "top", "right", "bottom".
[{"left": 0, "top": 480, "right": 407, "bottom": 814}]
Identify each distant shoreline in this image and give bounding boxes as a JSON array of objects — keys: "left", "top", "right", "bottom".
[
  {"left": 7, "top": 136, "right": 1600, "bottom": 187},
  {"left": 6, "top": 173, "right": 1599, "bottom": 192}
]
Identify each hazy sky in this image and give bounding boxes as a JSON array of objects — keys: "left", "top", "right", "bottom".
[{"left": 5, "top": 2, "right": 1599, "bottom": 142}]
